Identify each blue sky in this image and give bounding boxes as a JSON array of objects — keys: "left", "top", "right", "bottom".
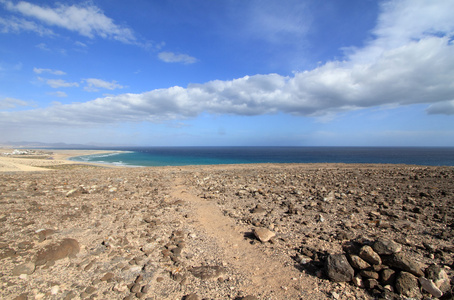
[{"left": 0, "top": 0, "right": 453, "bottom": 146}]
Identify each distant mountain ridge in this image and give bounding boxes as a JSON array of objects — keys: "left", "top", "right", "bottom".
[{"left": 1, "top": 141, "right": 101, "bottom": 149}]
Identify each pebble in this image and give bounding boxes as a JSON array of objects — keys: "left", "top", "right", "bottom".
[
  {"left": 12, "top": 262, "right": 35, "bottom": 276},
  {"left": 253, "top": 227, "right": 275, "bottom": 243},
  {"left": 51, "top": 285, "right": 60, "bottom": 295},
  {"left": 189, "top": 266, "right": 227, "bottom": 280}
]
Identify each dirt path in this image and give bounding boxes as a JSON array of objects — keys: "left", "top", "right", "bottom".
[{"left": 170, "top": 175, "right": 329, "bottom": 299}]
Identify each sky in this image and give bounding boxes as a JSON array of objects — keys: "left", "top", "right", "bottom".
[{"left": 0, "top": 0, "right": 454, "bottom": 147}]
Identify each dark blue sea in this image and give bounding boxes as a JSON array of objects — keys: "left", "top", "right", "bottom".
[{"left": 68, "top": 147, "right": 454, "bottom": 167}]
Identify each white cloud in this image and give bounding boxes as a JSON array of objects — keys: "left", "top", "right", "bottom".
[
  {"left": 83, "top": 78, "right": 124, "bottom": 92},
  {"left": 158, "top": 52, "right": 197, "bottom": 64},
  {"left": 1, "top": 0, "right": 136, "bottom": 43},
  {"left": 48, "top": 91, "right": 67, "bottom": 98},
  {"left": 242, "top": 0, "right": 311, "bottom": 43},
  {"left": 0, "top": 15, "right": 54, "bottom": 35},
  {"left": 35, "top": 43, "right": 50, "bottom": 51},
  {"left": 0, "top": 97, "right": 29, "bottom": 110},
  {"left": 42, "top": 78, "right": 79, "bottom": 88},
  {"left": 1, "top": 0, "right": 454, "bottom": 129},
  {"left": 33, "top": 68, "right": 66, "bottom": 75}
]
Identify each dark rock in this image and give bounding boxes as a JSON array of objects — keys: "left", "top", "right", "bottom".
[
  {"left": 35, "top": 238, "right": 79, "bottom": 266},
  {"left": 235, "top": 296, "right": 259, "bottom": 300},
  {"left": 380, "top": 268, "right": 396, "bottom": 286},
  {"left": 189, "top": 266, "right": 226, "bottom": 280},
  {"left": 100, "top": 272, "right": 115, "bottom": 281},
  {"left": 364, "top": 278, "right": 379, "bottom": 290},
  {"left": 183, "top": 293, "right": 200, "bottom": 300},
  {"left": 360, "top": 270, "right": 379, "bottom": 280},
  {"left": 395, "top": 272, "right": 422, "bottom": 298},
  {"left": 325, "top": 254, "right": 354, "bottom": 282},
  {"left": 426, "top": 264, "right": 451, "bottom": 293},
  {"left": 381, "top": 253, "right": 423, "bottom": 277},
  {"left": 373, "top": 238, "right": 402, "bottom": 255},
  {"left": 13, "top": 293, "right": 28, "bottom": 300}
]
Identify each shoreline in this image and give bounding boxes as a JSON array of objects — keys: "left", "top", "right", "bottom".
[
  {"left": 1, "top": 147, "right": 453, "bottom": 172},
  {"left": 0, "top": 148, "right": 124, "bottom": 172}
]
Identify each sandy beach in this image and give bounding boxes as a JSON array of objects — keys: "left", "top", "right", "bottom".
[
  {"left": 0, "top": 150, "right": 453, "bottom": 299},
  {"left": 0, "top": 148, "right": 121, "bottom": 172}
]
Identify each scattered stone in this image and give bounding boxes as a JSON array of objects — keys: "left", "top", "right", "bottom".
[
  {"left": 359, "top": 245, "right": 381, "bottom": 265},
  {"left": 12, "top": 262, "right": 35, "bottom": 276},
  {"left": 251, "top": 205, "right": 266, "bottom": 214},
  {"left": 380, "top": 268, "right": 396, "bottom": 286},
  {"left": 426, "top": 264, "right": 451, "bottom": 293},
  {"left": 395, "top": 272, "right": 422, "bottom": 298},
  {"left": 252, "top": 227, "right": 275, "bottom": 243},
  {"left": 36, "top": 229, "right": 56, "bottom": 242},
  {"left": 373, "top": 238, "right": 402, "bottom": 255},
  {"left": 381, "top": 253, "right": 423, "bottom": 277},
  {"left": 325, "top": 254, "right": 354, "bottom": 282},
  {"left": 349, "top": 255, "right": 370, "bottom": 270},
  {"left": 100, "top": 272, "right": 115, "bottom": 281},
  {"left": 13, "top": 293, "right": 28, "bottom": 300},
  {"left": 66, "top": 186, "right": 87, "bottom": 197},
  {"left": 364, "top": 278, "right": 379, "bottom": 290},
  {"left": 189, "top": 266, "right": 227, "bottom": 280},
  {"left": 419, "top": 277, "right": 443, "bottom": 298},
  {"left": 183, "top": 293, "right": 200, "bottom": 300},
  {"left": 236, "top": 296, "right": 259, "bottom": 300},
  {"left": 352, "top": 275, "right": 364, "bottom": 288},
  {"left": 35, "top": 238, "right": 80, "bottom": 266}
]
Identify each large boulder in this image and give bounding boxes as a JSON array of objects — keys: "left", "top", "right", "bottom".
[{"left": 325, "top": 254, "right": 354, "bottom": 282}]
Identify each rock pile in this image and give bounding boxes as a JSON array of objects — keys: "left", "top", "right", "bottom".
[{"left": 322, "top": 237, "right": 451, "bottom": 299}]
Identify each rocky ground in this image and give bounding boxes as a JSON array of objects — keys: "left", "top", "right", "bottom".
[{"left": 0, "top": 163, "right": 453, "bottom": 299}]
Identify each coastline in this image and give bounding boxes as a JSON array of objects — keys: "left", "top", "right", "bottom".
[{"left": 0, "top": 148, "right": 123, "bottom": 172}]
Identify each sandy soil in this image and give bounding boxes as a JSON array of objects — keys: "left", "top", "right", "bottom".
[
  {"left": 0, "top": 151, "right": 453, "bottom": 300},
  {"left": 0, "top": 148, "right": 119, "bottom": 172}
]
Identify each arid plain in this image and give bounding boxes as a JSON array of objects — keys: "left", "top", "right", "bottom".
[{"left": 0, "top": 149, "right": 453, "bottom": 299}]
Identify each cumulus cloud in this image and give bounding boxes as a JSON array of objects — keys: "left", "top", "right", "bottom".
[
  {"left": 1, "top": 0, "right": 454, "bottom": 128},
  {"left": 33, "top": 68, "right": 66, "bottom": 75},
  {"left": 41, "top": 78, "right": 79, "bottom": 88},
  {"left": 0, "top": 97, "right": 29, "bottom": 110},
  {"left": 158, "top": 52, "right": 197, "bottom": 64},
  {"left": 1, "top": 0, "right": 136, "bottom": 43},
  {"left": 83, "top": 78, "right": 125, "bottom": 92}
]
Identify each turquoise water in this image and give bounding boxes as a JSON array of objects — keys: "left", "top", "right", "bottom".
[{"left": 68, "top": 146, "right": 454, "bottom": 167}]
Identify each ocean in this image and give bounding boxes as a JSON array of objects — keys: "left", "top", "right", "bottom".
[{"left": 68, "top": 146, "right": 454, "bottom": 167}]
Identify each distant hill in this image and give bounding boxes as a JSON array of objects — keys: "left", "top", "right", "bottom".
[{"left": 1, "top": 141, "right": 100, "bottom": 149}]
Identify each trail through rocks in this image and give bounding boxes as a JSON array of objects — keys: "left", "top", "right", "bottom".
[{"left": 170, "top": 175, "right": 328, "bottom": 299}]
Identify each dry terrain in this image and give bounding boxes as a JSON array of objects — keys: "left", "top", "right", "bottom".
[{"left": 0, "top": 150, "right": 453, "bottom": 299}]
